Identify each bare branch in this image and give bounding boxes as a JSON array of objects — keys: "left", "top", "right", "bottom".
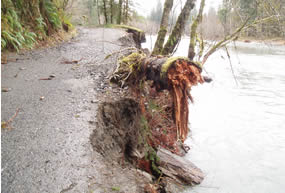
[{"left": 201, "top": 14, "right": 277, "bottom": 65}]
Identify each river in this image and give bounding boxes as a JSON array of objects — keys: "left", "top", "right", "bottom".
[{"left": 142, "top": 36, "right": 285, "bottom": 193}]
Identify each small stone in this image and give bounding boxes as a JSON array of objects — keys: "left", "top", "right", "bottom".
[
  {"left": 40, "top": 96, "right": 45, "bottom": 100},
  {"left": 91, "top": 99, "right": 99, "bottom": 103},
  {"left": 136, "top": 169, "right": 153, "bottom": 182},
  {"left": 162, "top": 177, "right": 185, "bottom": 193},
  {"left": 2, "top": 88, "right": 12, "bottom": 92},
  {"left": 49, "top": 74, "right": 56, "bottom": 78},
  {"left": 19, "top": 67, "right": 26, "bottom": 70}
]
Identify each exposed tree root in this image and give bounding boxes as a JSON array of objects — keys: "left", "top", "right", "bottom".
[
  {"left": 167, "top": 59, "right": 204, "bottom": 142},
  {"left": 111, "top": 53, "right": 204, "bottom": 142},
  {"left": 92, "top": 39, "right": 205, "bottom": 191}
]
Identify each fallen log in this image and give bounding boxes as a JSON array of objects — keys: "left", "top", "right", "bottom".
[
  {"left": 115, "top": 25, "right": 146, "bottom": 48},
  {"left": 157, "top": 148, "right": 204, "bottom": 185}
]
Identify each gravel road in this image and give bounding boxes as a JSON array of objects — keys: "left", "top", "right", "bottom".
[{"left": 1, "top": 27, "right": 149, "bottom": 193}]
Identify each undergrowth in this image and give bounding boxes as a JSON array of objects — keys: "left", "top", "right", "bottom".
[{"left": 1, "top": 0, "right": 73, "bottom": 52}]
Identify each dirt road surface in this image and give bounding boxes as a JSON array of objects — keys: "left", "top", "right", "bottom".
[{"left": 1, "top": 27, "right": 148, "bottom": 193}]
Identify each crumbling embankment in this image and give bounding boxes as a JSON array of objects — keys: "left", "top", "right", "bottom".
[
  {"left": 1, "top": 27, "right": 154, "bottom": 193},
  {"left": 90, "top": 26, "right": 204, "bottom": 193}
]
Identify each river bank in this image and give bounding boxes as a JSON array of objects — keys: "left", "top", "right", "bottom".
[
  {"left": 2, "top": 25, "right": 206, "bottom": 193},
  {"left": 237, "top": 37, "right": 285, "bottom": 45}
]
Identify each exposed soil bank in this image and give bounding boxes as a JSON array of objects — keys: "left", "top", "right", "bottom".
[{"left": 90, "top": 27, "right": 205, "bottom": 192}]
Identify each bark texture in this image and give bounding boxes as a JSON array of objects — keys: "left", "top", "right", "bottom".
[
  {"left": 157, "top": 148, "right": 204, "bottom": 185},
  {"left": 152, "top": 0, "right": 174, "bottom": 55},
  {"left": 161, "top": 0, "right": 196, "bottom": 55},
  {"left": 117, "top": 0, "right": 123, "bottom": 24},
  {"left": 110, "top": 0, "right": 114, "bottom": 23},
  {"left": 188, "top": 0, "right": 205, "bottom": 60},
  {"left": 103, "top": 0, "right": 108, "bottom": 24}
]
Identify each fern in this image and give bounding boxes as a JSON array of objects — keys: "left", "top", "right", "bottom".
[
  {"left": 1, "top": 0, "right": 71, "bottom": 51},
  {"left": 2, "top": 31, "right": 22, "bottom": 51},
  {"left": 43, "top": 0, "right": 61, "bottom": 29},
  {"left": 1, "top": 38, "right": 7, "bottom": 50},
  {"left": 23, "top": 31, "right": 37, "bottom": 48}
]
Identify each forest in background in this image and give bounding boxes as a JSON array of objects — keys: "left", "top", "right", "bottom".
[
  {"left": 147, "top": 0, "right": 285, "bottom": 40},
  {"left": 2, "top": 0, "right": 285, "bottom": 52},
  {"left": 67, "top": 0, "right": 285, "bottom": 40}
]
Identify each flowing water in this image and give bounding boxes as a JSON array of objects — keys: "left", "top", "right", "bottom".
[{"left": 142, "top": 37, "right": 285, "bottom": 193}]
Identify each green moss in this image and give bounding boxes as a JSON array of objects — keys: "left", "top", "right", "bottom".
[
  {"left": 148, "top": 100, "right": 161, "bottom": 112},
  {"left": 114, "top": 24, "right": 144, "bottom": 33},
  {"left": 152, "top": 27, "right": 167, "bottom": 55},
  {"left": 160, "top": 57, "right": 203, "bottom": 78},
  {"left": 160, "top": 56, "right": 189, "bottom": 78},
  {"left": 148, "top": 147, "right": 161, "bottom": 176},
  {"left": 111, "top": 186, "right": 120, "bottom": 191},
  {"left": 111, "top": 52, "right": 146, "bottom": 86}
]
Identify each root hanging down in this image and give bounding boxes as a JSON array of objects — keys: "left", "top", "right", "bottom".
[{"left": 167, "top": 59, "right": 204, "bottom": 142}]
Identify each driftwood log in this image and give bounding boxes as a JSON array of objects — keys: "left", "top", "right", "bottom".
[{"left": 157, "top": 148, "right": 204, "bottom": 185}]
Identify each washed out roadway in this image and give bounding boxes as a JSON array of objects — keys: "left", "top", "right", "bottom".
[{"left": 1, "top": 27, "right": 147, "bottom": 193}]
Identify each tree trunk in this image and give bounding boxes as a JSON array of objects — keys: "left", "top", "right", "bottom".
[
  {"left": 161, "top": 0, "right": 196, "bottom": 56},
  {"left": 96, "top": 0, "right": 101, "bottom": 25},
  {"left": 188, "top": 0, "right": 205, "bottom": 60},
  {"left": 124, "top": 0, "right": 129, "bottom": 24},
  {"left": 103, "top": 0, "right": 108, "bottom": 24},
  {"left": 152, "top": 0, "right": 174, "bottom": 55},
  {"left": 117, "top": 0, "right": 123, "bottom": 24},
  {"left": 110, "top": 0, "right": 114, "bottom": 23}
]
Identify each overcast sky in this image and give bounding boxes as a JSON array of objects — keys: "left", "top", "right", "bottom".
[{"left": 134, "top": 0, "right": 223, "bottom": 17}]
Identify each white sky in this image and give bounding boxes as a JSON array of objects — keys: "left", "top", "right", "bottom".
[{"left": 134, "top": 0, "right": 223, "bottom": 17}]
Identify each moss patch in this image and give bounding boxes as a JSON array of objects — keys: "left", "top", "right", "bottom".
[
  {"left": 161, "top": 57, "right": 190, "bottom": 78},
  {"left": 114, "top": 25, "right": 144, "bottom": 33}
]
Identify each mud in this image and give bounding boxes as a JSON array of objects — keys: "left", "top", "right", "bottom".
[{"left": 90, "top": 99, "right": 144, "bottom": 163}]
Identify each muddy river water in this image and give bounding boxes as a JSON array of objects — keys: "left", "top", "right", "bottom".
[{"left": 143, "top": 37, "right": 285, "bottom": 193}]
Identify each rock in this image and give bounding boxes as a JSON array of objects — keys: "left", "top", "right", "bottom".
[
  {"left": 91, "top": 99, "right": 99, "bottom": 103},
  {"left": 161, "top": 177, "right": 185, "bottom": 193},
  {"left": 2, "top": 88, "right": 12, "bottom": 92},
  {"left": 135, "top": 169, "right": 153, "bottom": 183},
  {"left": 157, "top": 148, "right": 204, "bottom": 185}
]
